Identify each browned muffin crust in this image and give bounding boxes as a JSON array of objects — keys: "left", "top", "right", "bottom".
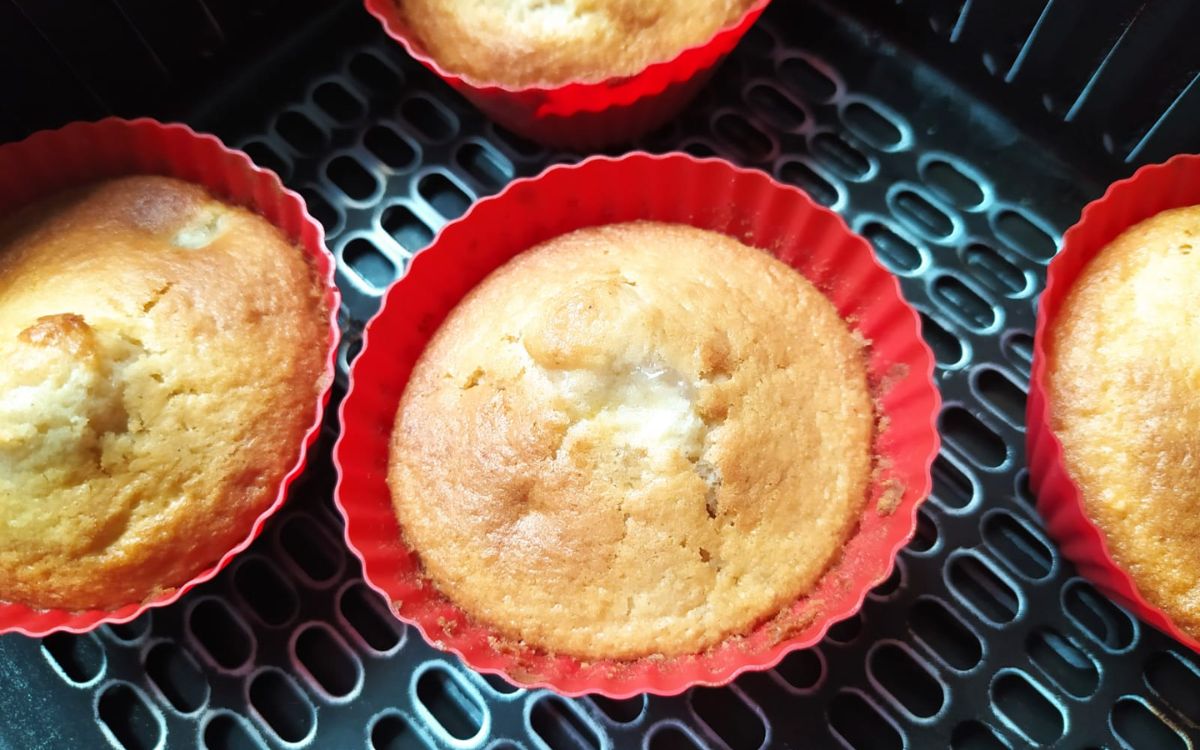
[
  {"left": 0, "top": 176, "right": 329, "bottom": 611},
  {"left": 389, "top": 221, "right": 874, "bottom": 659},
  {"left": 1050, "top": 205, "right": 1200, "bottom": 638},
  {"left": 398, "top": 0, "right": 757, "bottom": 86}
]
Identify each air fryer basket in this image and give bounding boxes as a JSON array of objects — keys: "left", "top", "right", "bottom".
[{"left": 2, "top": 1, "right": 1199, "bottom": 748}]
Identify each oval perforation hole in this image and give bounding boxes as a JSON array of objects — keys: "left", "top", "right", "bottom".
[
  {"left": 910, "top": 506, "right": 940, "bottom": 553},
  {"left": 922, "top": 159, "right": 985, "bottom": 208},
  {"left": 363, "top": 125, "right": 417, "bottom": 170},
  {"left": 946, "top": 554, "right": 1020, "bottom": 625},
  {"left": 276, "top": 110, "right": 326, "bottom": 154},
  {"left": 326, "top": 154, "right": 377, "bottom": 201},
  {"left": 530, "top": 696, "right": 601, "bottom": 750},
  {"left": 249, "top": 669, "right": 315, "bottom": 744},
  {"left": 745, "top": 83, "right": 807, "bottom": 130},
  {"left": 713, "top": 112, "right": 773, "bottom": 162},
  {"left": 1014, "top": 470, "right": 1035, "bottom": 510},
  {"left": 869, "top": 643, "right": 945, "bottom": 719},
  {"left": 872, "top": 562, "right": 903, "bottom": 598},
  {"left": 826, "top": 611, "right": 863, "bottom": 644},
  {"left": 371, "top": 712, "right": 422, "bottom": 750},
  {"left": 982, "top": 511, "right": 1052, "bottom": 580},
  {"left": 1026, "top": 628, "right": 1098, "bottom": 699},
  {"left": 941, "top": 407, "right": 1006, "bottom": 469},
  {"left": 278, "top": 513, "right": 343, "bottom": 583},
  {"left": 932, "top": 453, "right": 977, "bottom": 509},
  {"left": 994, "top": 209, "right": 1057, "bottom": 262},
  {"left": 298, "top": 187, "right": 339, "bottom": 233},
  {"left": 689, "top": 689, "right": 765, "bottom": 750},
  {"left": 931, "top": 275, "right": 997, "bottom": 331},
  {"left": 950, "top": 720, "right": 1008, "bottom": 750},
  {"left": 812, "top": 132, "right": 871, "bottom": 179},
  {"left": 204, "top": 712, "right": 266, "bottom": 750},
  {"left": 43, "top": 632, "right": 105, "bottom": 686},
  {"left": 682, "top": 140, "right": 717, "bottom": 159},
  {"left": 779, "top": 56, "right": 837, "bottom": 101},
  {"left": 910, "top": 597, "right": 982, "bottom": 671},
  {"left": 842, "top": 100, "right": 904, "bottom": 149},
  {"left": 1146, "top": 652, "right": 1200, "bottom": 723},
  {"left": 828, "top": 692, "right": 902, "bottom": 750},
  {"left": 402, "top": 96, "right": 456, "bottom": 142},
  {"left": 863, "top": 220, "right": 922, "bottom": 274},
  {"left": 1001, "top": 331, "right": 1034, "bottom": 374},
  {"left": 482, "top": 673, "right": 519, "bottom": 695},
  {"left": 189, "top": 599, "right": 253, "bottom": 670},
  {"left": 416, "top": 667, "right": 484, "bottom": 740},
  {"left": 418, "top": 172, "right": 471, "bottom": 220},
  {"left": 106, "top": 615, "right": 151, "bottom": 643},
  {"left": 775, "top": 648, "right": 823, "bottom": 690},
  {"left": 339, "top": 582, "right": 402, "bottom": 653},
  {"left": 313, "top": 81, "right": 363, "bottom": 122},
  {"left": 381, "top": 204, "right": 434, "bottom": 253},
  {"left": 919, "top": 311, "right": 965, "bottom": 368},
  {"left": 295, "top": 624, "right": 360, "bottom": 699},
  {"left": 1112, "top": 698, "right": 1186, "bottom": 750},
  {"left": 1063, "top": 579, "right": 1136, "bottom": 651},
  {"left": 649, "top": 725, "right": 704, "bottom": 750},
  {"left": 341, "top": 334, "right": 363, "bottom": 371},
  {"left": 234, "top": 557, "right": 299, "bottom": 627},
  {"left": 779, "top": 160, "right": 839, "bottom": 207},
  {"left": 242, "top": 141, "right": 289, "bottom": 179},
  {"left": 98, "top": 683, "right": 162, "bottom": 750},
  {"left": 456, "top": 142, "right": 511, "bottom": 190},
  {"left": 343, "top": 237, "right": 397, "bottom": 292},
  {"left": 964, "top": 242, "right": 1030, "bottom": 297},
  {"left": 991, "top": 671, "right": 1063, "bottom": 745},
  {"left": 350, "top": 52, "right": 402, "bottom": 91},
  {"left": 589, "top": 695, "right": 644, "bottom": 724},
  {"left": 892, "top": 189, "right": 955, "bottom": 240},
  {"left": 974, "top": 367, "right": 1026, "bottom": 427},
  {"left": 146, "top": 642, "right": 208, "bottom": 713}
]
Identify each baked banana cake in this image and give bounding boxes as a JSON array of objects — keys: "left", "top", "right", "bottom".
[
  {"left": 388, "top": 221, "right": 874, "bottom": 659},
  {"left": 1049, "top": 204, "right": 1200, "bottom": 638},
  {"left": 0, "top": 176, "right": 329, "bottom": 611},
  {"left": 397, "top": 0, "right": 758, "bottom": 86}
]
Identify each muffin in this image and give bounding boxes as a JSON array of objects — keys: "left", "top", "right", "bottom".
[
  {"left": 388, "top": 221, "right": 874, "bottom": 659},
  {"left": 1047, "top": 205, "right": 1200, "bottom": 637},
  {"left": 0, "top": 175, "right": 329, "bottom": 611},
  {"left": 396, "top": 0, "right": 759, "bottom": 86}
]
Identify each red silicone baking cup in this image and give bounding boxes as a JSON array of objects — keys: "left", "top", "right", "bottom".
[
  {"left": 334, "top": 152, "right": 940, "bottom": 696},
  {"left": 0, "top": 118, "right": 341, "bottom": 637},
  {"left": 1028, "top": 153, "right": 1200, "bottom": 653},
  {"left": 363, "top": 0, "right": 770, "bottom": 150}
]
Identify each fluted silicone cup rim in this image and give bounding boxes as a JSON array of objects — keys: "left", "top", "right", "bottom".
[
  {"left": 0, "top": 117, "right": 342, "bottom": 637},
  {"left": 333, "top": 151, "right": 941, "bottom": 697}
]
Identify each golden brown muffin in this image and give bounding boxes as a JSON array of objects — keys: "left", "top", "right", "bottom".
[
  {"left": 1050, "top": 205, "right": 1200, "bottom": 637},
  {"left": 0, "top": 176, "right": 329, "bottom": 611},
  {"left": 388, "top": 222, "right": 874, "bottom": 659},
  {"left": 397, "top": 0, "right": 757, "bottom": 86}
]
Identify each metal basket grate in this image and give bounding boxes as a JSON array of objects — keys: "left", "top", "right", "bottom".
[{"left": 2, "top": 2, "right": 1199, "bottom": 749}]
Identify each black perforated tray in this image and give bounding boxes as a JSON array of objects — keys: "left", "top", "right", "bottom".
[{"left": 3, "top": 1, "right": 1200, "bottom": 749}]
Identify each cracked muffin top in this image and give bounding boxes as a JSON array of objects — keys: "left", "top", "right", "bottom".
[
  {"left": 1049, "top": 205, "right": 1200, "bottom": 639},
  {"left": 0, "top": 176, "right": 329, "bottom": 611},
  {"left": 396, "top": 0, "right": 758, "bottom": 86},
  {"left": 387, "top": 221, "right": 873, "bottom": 659}
]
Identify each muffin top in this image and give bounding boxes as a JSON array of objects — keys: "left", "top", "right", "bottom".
[
  {"left": 388, "top": 221, "right": 874, "bottom": 659},
  {"left": 0, "top": 176, "right": 329, "bottom": 611},
  {"left": 397, "top": 0, "right": 758, "bottom": 86},
  {"left": 1050, "top": 205, "right": 1200, "bottom": 637}
]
